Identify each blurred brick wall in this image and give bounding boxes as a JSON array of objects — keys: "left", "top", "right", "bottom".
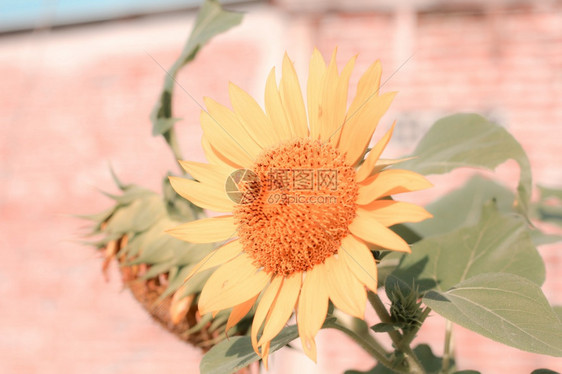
[{"left": 1, "top": 1, "right": 561, "bottom": 373}]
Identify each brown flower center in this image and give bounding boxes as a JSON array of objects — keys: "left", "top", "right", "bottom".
[{"left": 233, "top": 138, "right": 358, "bottom": 276}]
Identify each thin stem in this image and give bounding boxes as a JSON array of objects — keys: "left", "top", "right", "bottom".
[
  {"left": 163, "top": 128, "right": 184, "bottom": 171},
  {"left": 368, "top": 292, "right": 402, "bottom": 344},
  {"left": 324, "top": 318, "right": 402, "bottom": 373},
  {"left": 441, "top": 320, "right": 454, "bottom": 374},
  {"left": 368, "top": 292, "right": 426, "bottom": 374},
  {"left": 350, "top": 317, "right": 390, "bottom": 357}
]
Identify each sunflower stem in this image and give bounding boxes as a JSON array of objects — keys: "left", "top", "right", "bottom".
[
  {"left": 440, "top": 320, "right": 454, "bottom": 374},
  {"left": 368, "top": 292, "right": 426, "bottom": 374},
  {"left": 163, "top": 128, "right": 184, "bottom": 171},
  {"left": 325, "top": 316, "right": 397, "bottom": 372}
]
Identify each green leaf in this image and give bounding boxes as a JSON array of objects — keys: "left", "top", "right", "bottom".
[
  {"left": 152, "top": 118, "right": 181, "bottom": 136},
  {"left": 139, "top": 261, "right": 175, "bottom": 280},
  {"left": 200, "top": 325, "right": 299, "bottom": 374},
  {"left": 101, "top": 185, "right": 154, "bottom": 206},
  {"left": 158, "top": 265, "right": 210, "bottom": 301},
  {"left": 390, "top": 202, "right": 545, "bottom": 294},
  {"left": 423, "top": 273, "right": 562, "bottom": 357},
  {"left": 554, "top": 306, "right": 562, "bottom": 322},
  {"left": 108, "top": 164, "right": 129, "bottom": 190},
  {"left": 390, "top": 223, "right": 423, "bottom": 245},
  {"left": 370, "top": 322, "right": 401, "bottom": 333},
  {"left": 401, "top": 113, "right": 532, "bottom": 214},
  {"left": 151, "top": 0, "right": 243, "bottom": 136},
  {"left": 407, "top": 175, "right": 561, "bottom": 246},
  {"left": 531, "top": 370, "right": 561, "bottom": 374},
  {"left": 163, "top": 174, "right": 203, "bottom": 221},
  {"left": 76, "top": 206, "right": 115, "bottom": 223},
  {"left": 377, "top": 251, "right": 402, "bottom": 288},
  {"left": 530, "top": 231, "right": 562, "bottom": 246},
  {"left": 408, "top": 175, "right": 515, "bottom": 238},
  {"left": 105, "top": 195, "right": 166, "bottom": 235}
]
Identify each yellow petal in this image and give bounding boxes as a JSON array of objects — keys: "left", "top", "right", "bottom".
[
  {"left": 307, "top": 48, "right": 327, "bottom": 140},
  {"left": 201, "top": 99, "right": 261, "bottom": 167},
  {"left": 356, "top": 122, "right": 396, "bottom": 182},
  {"left": 349, "top": 214, "right": 411, "bottom": 253},
  {"left": 262, "top": 341, "right": 271, "bottom": 370},
  {"left": 226, "top": 294, "right": 258, "bottom": 335},
  {"left": 297, "top": 264, "right": 329, "bottom": 362},
  {"left": 251, "top": 276, "right": 283, "bottom": 354},
  {"left": 356, "top": 202, "right": 433, "bottom": 227},
  {"left": 184, "top": 240, "right": 243, "bottom": 281},
  {"left": 170, "top": 292, "right": 193, "bottom": 325},
  {"left": 199, "top": 253, "right": 270, "bottom": 314},
  {"left": 371, "top": 157, "right": 416, "bottom": 174},
  {"left": 348, "top": 60, "right": 382, "bottom": 116},
  {"left": 166, "top": 215, "right": 237, "bottom": 243},
  {"left": 169, "top": 176, "right": 234, "bottom": 212},
  {"left": 316, "top": 50, "right": 338, "bottom": 141},
  {"left": 229, "top": 82, "right": 280, "bottom": 148},
  {"left": 338, "top": 60, "right": 382, "bottom": 163},
  {"left": 264, "top": 67, "right": 293, "bottom": 141},
  {"left": 258, "top": 272, "right": 302, "bottom": 346},
  {"left": 357, "top": 169, "right": 433, "bottom": 204},
  {"left": 201, "top": 135, "right": 240, "bottom": 169},
  {"left": 179, "top": 160, "right": 233, "bottom": 187},
  {"left": 339, "top": 235, "right": 378, "bottom": 292},
  {"left": 280, "top": 53, "right": 308, "bottom": 137},
  {"left": 322, "top": 54, "right": 356, "bottom": 146},
  {"left": 339, "top": 92, "right": 396, "bottom": 166},
  {"left": 325, "top": 255, "right": 366, "bottom": 319}
]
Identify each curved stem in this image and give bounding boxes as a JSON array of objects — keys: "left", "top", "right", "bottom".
[{"left": 163, "top": 128, "right": 184, "bottom": 171}]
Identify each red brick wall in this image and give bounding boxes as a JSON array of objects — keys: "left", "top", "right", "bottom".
[{"left": 1, "top": 1, "right": 561, "bottom": 373}]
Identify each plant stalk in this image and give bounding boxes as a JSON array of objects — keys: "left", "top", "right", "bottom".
[
  {"left": 163, "top": 128, "right": 184, "bottom": 171},
  {"left": 441, "top": 320, "right": 454, "bottom": 374}
]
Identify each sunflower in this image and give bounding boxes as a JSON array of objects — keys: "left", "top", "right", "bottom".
[{"left": 167, "top": 49, "right": 432, "bottom": 365}]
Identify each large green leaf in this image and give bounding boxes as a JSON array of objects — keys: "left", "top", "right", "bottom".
[
  {"left": 151, "top": 0, "right": 243, "bottom": 136},
  {"left": 423, "top": 273, "right": 562, "bottom": 357},
  {"left": 408, "top": 175, "right": 561, "bottom": 246},
  {"left": 554, "top": 306, "right": 562, "bottom": 322},
  {"left": 200, "top": 325, "right": 299, "bottom": 374},
  {"left": 390, "top": 203, "right": 545, "bottom": 294},
  {"left": 401, "top": 113, "right": 532, "bottom": 214},
  {"left": 409, "top": 175, "right": 515, "bottom": 238}
]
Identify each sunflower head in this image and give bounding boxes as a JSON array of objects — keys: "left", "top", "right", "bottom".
[
  {"left": 234, "top": 137, "right": 359, "bottom": 276},
  {"left": 167, "top": 48, "right": 432, "bottom": 365}
]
